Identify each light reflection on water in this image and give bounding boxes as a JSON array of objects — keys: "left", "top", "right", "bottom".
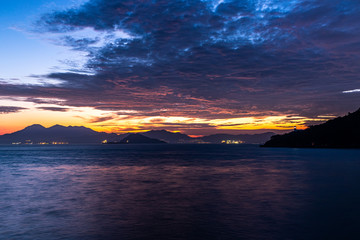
[{"left": 1, "top": 144, "right": 360, "bottom": 239}]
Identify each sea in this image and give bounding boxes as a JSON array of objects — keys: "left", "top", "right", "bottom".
[{"left": 1, "top": 144, "right": 360, "bottom": 240}]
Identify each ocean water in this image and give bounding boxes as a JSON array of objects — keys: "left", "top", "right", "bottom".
[{"left": 1, "top": 144, "right": 360, "bottom": 240}]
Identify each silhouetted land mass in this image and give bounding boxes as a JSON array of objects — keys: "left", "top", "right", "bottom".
[
  {"left": 114, "top": 131, "right": 275, "bottom": 144},
  {"left": 109, "top": 133, "right": 166, "bottom": 144},
  {"left": 199, "top": 132, "right": 276, "bottom": 144},
  {"left": 141, "top": 130, "right": 192, "bottom": 143},
  {"left": 0, "top": 125, "right": 275, "bottom": 144},
  {"left": 0, "top": 124, "right": 119, "bottom": 144},
  {"left": 262, "top": 108, "right": 360, "bottom": 148}
]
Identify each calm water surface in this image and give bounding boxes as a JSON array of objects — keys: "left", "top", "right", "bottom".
[{"left": 1, "top": 144, "right": 360, "bottom": 239}]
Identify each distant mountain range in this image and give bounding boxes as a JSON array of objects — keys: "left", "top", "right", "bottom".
[
  {"left": 108, "top": 133, "right": 167, "bottom": 144},
  {"left": 263, "top": 108, "right": 360, "bottom": 148},
  {"left": 0, "top": 124, "right": 276, "bottom": 145},
  {"left": 199, "top": 132, "right": 276, "bottom": 144},
  {"left": 141, "top": 130, "right": 192, "bottom": 143}
]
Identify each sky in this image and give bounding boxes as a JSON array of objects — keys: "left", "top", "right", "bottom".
[{"left": 1, "top": 0, "right": 360, "bottom": 135}]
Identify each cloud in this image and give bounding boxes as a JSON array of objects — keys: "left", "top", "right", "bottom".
[
  {"left": 2, "top": 0, "right": 360, "bottom": 127},
  {"left": 343, "top": 89, "right": 360, "bottom": 94},
  {"left": 37, "top": 107, "right": 69, "bottom": 112},
  {"left": 0, "top": 106, "right": 27, "bottom": 114},
  {"left": 88, "top": 116, "right": 115, "bottom": 123}
]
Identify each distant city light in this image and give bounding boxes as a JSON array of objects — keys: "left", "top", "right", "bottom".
[
  {"left": 11, "top": 141, "right": 68, "bottom": 145},
  {"left": 221, "top": 140, "right": 244, "bottom": 144}
]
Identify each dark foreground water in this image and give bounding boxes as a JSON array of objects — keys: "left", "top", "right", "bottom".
[{"left": 1, "top": 144, "right": 360, "bottom": 240}]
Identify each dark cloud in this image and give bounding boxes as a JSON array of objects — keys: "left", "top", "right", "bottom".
[
  {"left": 37, "top": 107, "right": 69, "bottom": 112},
  {"left": 88, "top": 116, "right": 115, "bottom": 123},
  {"left": 0, "top": 106, "right": 27, "bottom": 114},
  {"left": 3, "top": 0, "right": 360, "bottom": 124}
]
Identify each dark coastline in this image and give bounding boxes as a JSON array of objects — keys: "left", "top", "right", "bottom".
[{"left": 262, "top": 108, "right": 360, "bottom": 149}]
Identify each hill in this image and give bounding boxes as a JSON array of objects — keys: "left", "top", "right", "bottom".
[
  {"left": 116, "top": 133, "right": 166, "bottom": 144},
  {"left": 0, "top": 124, "right": 118, "bottom": 144},
  {"left": 262, "top": 108, "right": 360, "bottom": 148},
  {"left": 141, "top": 130, "right": 192, "bottom": 143}
]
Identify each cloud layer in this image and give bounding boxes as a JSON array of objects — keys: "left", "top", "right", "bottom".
[
  {"left": 0, "top": 106, "right": 26, "bottom": 114},
  {"left": 2, "top": 0, "right": 360, "bottom": 128}
]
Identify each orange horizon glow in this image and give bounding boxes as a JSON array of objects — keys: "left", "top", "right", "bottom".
[
  {"left": 0, "top": 96, "right": 333, "bottom": 135},
  {"left": 0, "top": 103, "right": 331, "bottom": 136}
]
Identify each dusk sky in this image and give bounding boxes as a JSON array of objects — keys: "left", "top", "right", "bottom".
[{"left": 1, "top": 0, "right": 360, "bottom": 135}]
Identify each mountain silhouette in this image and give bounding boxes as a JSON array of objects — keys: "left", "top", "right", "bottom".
[
  {"left": 0, "top": 125, "right": 275, "bottom": 144},
  {"left": 116, "top": 133, "right": 166, "bottom": 144},
  {"left": 141, "top": 130, "right": 191, "bottom": 143},
  {"left": 0, "top": 124, "right": 118, "bottom": 144},
  {"left": 262, "top": 108, "right": 360, "bottom": 148},
  {"left": 116, "top": 130, "right": 274, "bottom": 144}
]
